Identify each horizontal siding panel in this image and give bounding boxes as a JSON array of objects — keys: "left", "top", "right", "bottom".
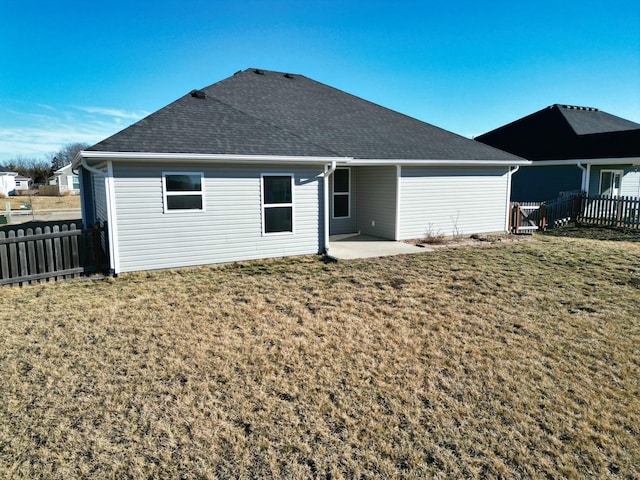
[
  {"left": 112, "top": 162, "right": 324, "bottom": 272},
  {"left": 355, "top": 166, "right": 397, "bottom": 239},
  {"left": 399, "top": 167, "right": 509, "bottom": 239}
]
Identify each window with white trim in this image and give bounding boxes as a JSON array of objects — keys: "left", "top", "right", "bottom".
[
  {"left": 262, "top": 174, "right": 293, "bottom": 234},
  {"left": 162, "top": 172, "right": 205, "bottom": 212},
  {"left": 599, "top": 170, "right": 623, "bottom": 197},
  {"left": 332, "top": 168, "right": 350, "bottom": 218}
]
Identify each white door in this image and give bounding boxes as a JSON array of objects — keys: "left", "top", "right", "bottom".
[{"left": 599, "top": 170, "right": 623, "bottom": 197}]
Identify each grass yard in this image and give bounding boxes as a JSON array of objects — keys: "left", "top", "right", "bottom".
[
  {"left": 2, "top": 194, "right": 80, "bottom": 212},
  {"left": 1, "top": 228, "right": 639, "bottom": 478}
]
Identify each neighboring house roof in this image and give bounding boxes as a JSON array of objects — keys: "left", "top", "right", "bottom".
[
  {"left": 476, "top": 104, "right": 640, "bottom": 160},
  {"left": 0, "top": 172, "right": 19, "bottom": 176},
  {"left": 87, "top": 68, "right": 522, "bottom": 163},
  {"left": 54, "top": 163, "right": 75, "bottom": 175}
]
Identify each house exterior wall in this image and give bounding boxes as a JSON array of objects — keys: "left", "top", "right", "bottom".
[
  {"left": 111, "top": 162, "right": 325, "bottom": 273},
  {"left": 329, "top": 167, "right": 357, "bottom": 235},
  {"left": 511, "top": 165, "right": 583, "bottom": 201},
  {"left": 0, "top": 174, "right": 16, "bottom": 196},
  {"left": 398, "top": 166, "right": 510, "bottom": 240},
  {"left": 354, "top": 166, "right": 397, "bottom": 239},
  {"left": 588, "top": 164, "right": 640, "bottom": 197}
]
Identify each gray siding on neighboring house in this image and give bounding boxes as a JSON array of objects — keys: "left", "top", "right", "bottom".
[
  {"left": 329, "top": 168, "right": 357, "bottom": 235},
  {"left": 398, "top": 166, "right": 509, "bottom": 239},
  {"left": 93, "top": 172, "right": 108, "bottom": 223},
  {"left": 355, "top": 166, "right": 397, "bottom": 239},
  {"left": 588, "top": 164, "right": 640, "bottom": 197},
  {"left": 511, "top": 165, "right": 582, "bottom": 201},
  {"left": 111, "top": 162, "right": 324, "bottom": 273}
]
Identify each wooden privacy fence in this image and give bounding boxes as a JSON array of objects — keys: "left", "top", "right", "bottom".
[
  {"left": 510, "top": 194, "right": 640, "bottom": 233},
  {"left": 0, "top": 221, "right": 108, "bottom": 286}
]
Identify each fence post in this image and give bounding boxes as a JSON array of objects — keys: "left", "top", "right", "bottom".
[
  {"left": 93, "top": 223, "right": 103, "bottom": 274},
  {"left": 574, "top": 194, "right": 583, "bottom": 224},
  {"left": 539, "top": 203, "right": 547, "bottom": 231},
  {"left": 514, "top": 203, "right": 521, "bottom": 233}
]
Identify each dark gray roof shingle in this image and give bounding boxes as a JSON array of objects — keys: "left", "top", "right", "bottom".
[{"left": 89, "top": 68, "right": 521, "bottom": 161}]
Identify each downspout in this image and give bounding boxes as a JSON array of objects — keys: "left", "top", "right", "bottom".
[
  {"left": 576, "top": 161, "right": 587, "bottom": 193},
  {"left": 505, "top": 166, "right": 520, "bottom": 232},
  {"left": 322, "top": 161, "right": 337, "bottom": 255}
]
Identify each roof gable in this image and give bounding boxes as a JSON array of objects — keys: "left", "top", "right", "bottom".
[{"left": 88, "top": 68, "right": 521, "bottom": 162}]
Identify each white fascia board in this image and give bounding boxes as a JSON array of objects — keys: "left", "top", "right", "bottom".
[
  {"left": 341, "top": 158, "right": 531, "bottom": 167},
  {"left": 77, "top": 151, "right": 529, "bottom": 168},
  {"left": 78, "top": 151, "right": 351, "bottom": 166},
  {"left": 532, "top": 157, "right": 640, "bottom": 166}
]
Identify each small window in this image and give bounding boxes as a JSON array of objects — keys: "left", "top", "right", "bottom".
[
  {"left": 333, "top": 168, "right": 350, "bottom": 218},
  {"left": 163, "top": 172, "right": 204, "bottom": 212},
  {"left": 262, "top": 175, "right": 293, "bottom": 234}
]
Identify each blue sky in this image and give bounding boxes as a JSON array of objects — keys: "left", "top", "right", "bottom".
[{"left": 1, "top": 0, "right": 638, "bottom": 163}]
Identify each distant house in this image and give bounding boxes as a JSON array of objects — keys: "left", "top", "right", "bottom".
[
  {"left": 49, "top": 164, "right": 80, "bottom": 195},
  {"left": 15, "top": 176, "right": 31, "bottom": 192},
  {"left": 476, "top": 104, "right": 640, "bottom": 201},
  {"left": 75, "top": 68, "right": 527, "bottom": 275},
  {"left": 0, "top": 172, "right": 18, "bottom": 196}
]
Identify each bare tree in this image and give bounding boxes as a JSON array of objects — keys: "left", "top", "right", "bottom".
[{"left": 51, "top": 142, "right": 90, "bottom": 170}]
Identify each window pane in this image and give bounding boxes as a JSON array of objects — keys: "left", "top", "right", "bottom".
[
  {"left": 166, "top": 174, "right": 202, "bottom": 192},
  {"left": 600, "top": 172, "right": 611, "bottom": 194},
  {"left": 167, "top": 195, "right": 203, "bottom": 210},
  {"left": 265, "top": 206, "right": 292, "bottom": 233},
  {"left": 334, "top": 194, "right": 349, "bottom": 218},
  {"left": 263, "top": 176, "right": 292, "bottom": 204},
  {"left": 334, "top": 169, "right": 349, "bottom": 193}
]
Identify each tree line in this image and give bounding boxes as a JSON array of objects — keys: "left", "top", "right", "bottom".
[{"left": 0, "top": 143, "right": 89, "bottom": 185}]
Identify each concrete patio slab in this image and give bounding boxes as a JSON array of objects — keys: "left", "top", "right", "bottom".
[{"left": 328, "top": 234, "right": 429, "bottom": 260}]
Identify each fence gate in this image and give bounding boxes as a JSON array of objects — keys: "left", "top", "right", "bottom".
[{"left": 510, "top": 202, "right": 542, "bottom": 233}]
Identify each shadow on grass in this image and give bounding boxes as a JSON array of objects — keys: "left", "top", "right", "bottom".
[{"left": 542, "top": 224, "right": 640, "bottom": 242}]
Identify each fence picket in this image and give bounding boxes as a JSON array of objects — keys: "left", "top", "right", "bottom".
[
  {"left": 26, "top": 228, "right": 37, "bottom": 284},
  {"left": 36, "top": 227, "right": 45, "bottom": 279},
  {"left": 0, "top": 231, "right": 8, "bottom": 280}
]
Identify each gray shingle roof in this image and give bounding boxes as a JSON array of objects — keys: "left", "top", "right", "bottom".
[
  {"left": 89, "top": 68, "right": 521, "bottom": 161},
  {"left": 556, "top": 105, "right": 640, "bottom": 135}
]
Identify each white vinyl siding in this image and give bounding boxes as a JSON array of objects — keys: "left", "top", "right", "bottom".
[
  {"left": 355, "top": 166, "right": 397, "bottom": 239},
  {"left": 589, "top": 165, "right": 640, "bottom": 198},
  {"left": 111, "top": 163, "right": 324, "bottom": 273},
  {"left": 398, "top": 166, "right": 510, "bottom": 240}
]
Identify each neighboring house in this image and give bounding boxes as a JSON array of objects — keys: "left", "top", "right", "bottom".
[
  {"left": 476, "top": 104, "right": 640, "bottom": 201},
  {"left": 0, "top": 172, "right": 18, "bottom": 196},
  {"left": 49, "top": 163, "right": 80, "bottom": 194},
  {"left": 75, "top": 68, "right": 527, "bottom": 274},
  {"left": 15, "top": 176, "right": 31, "bottom": 192}
]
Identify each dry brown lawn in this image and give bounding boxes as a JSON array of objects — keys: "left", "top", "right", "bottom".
[
  {"left": 2, "top": 194, "right": 80, "bottom": 212},
  {"left": 1, "top": 228, "right": 639, "bottom": 478}
]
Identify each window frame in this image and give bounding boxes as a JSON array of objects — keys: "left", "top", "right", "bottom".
[
  {"left": 598, "top": 169, "right": 624, "bottom": 197},
  {"left": 162, "top": 172, "right": 205, "bottom": 213},
  {"left": 332, "top": 167, "right": 351, "bottom": 219},
  {"left": 261, "top": 173, "right": 294, "bottom": 236}
]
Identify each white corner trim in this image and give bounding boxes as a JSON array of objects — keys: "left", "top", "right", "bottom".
[
  {"left": 105, "top": 161, "right": 120, "bottom": 274},
  {"left": 395, "top": 165, "right": 401, "bottom": 240}
]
